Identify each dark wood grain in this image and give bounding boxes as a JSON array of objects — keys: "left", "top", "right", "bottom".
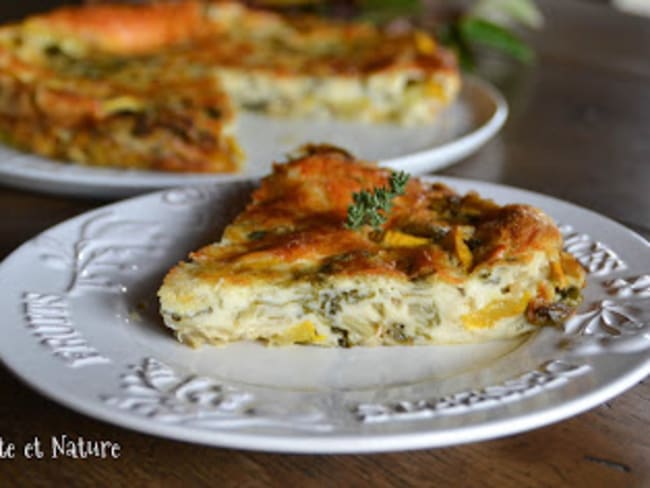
[{"left": 0, "top": 0, "right": 648, "bottom": 486}]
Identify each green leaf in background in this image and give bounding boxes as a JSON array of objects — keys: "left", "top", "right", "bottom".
[
  {"left": 471, "top": 0, "right": 544, "bottom": 29},
  {"left": 459, "top": 17, "right": 534, "bottom": 63},
  {"left": 435, "top": 22, "right": 476, "bottom": 71}
]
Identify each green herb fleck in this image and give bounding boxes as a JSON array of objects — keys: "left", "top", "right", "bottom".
[
  {"left": 332, "top": 327, "right": 351, "bottom": 348},
  {"left": 247, "top": 230, "right": 268, "bottom": 241},
  {"left": 558, "top": 286, "right": 582, "bottom": 307},
  {"left": 205, "top": 107, "right": 223, "bottom": 119},
  {"left": 345, "top": 171, "right": 409, "bottom": 231}
]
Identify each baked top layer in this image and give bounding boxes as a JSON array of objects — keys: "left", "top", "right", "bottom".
[
  {"left": 158, "top": 147, "right": 586, "bottom": 347},
  {"left": 0, "top": 1, "right": 460, "bottom": 172}
]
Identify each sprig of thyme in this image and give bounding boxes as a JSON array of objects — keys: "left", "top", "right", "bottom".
[{"left": 345, "top": 171, "right": 410, "bottom": 231}]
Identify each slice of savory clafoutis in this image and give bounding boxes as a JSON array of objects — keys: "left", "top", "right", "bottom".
[
  {"left": 158, "top": 146, "right": 586, "bottom": 347},
  {"left": 0, "top": 2, "right": 241, "bottom": 173},
  {"left": 0, "top": 0, "right": 459, "bottom": 172}
]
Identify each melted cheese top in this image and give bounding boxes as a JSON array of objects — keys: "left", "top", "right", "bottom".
[
  {"left": 3, "top": 0, "right": 456, "bottom": 77},
  {"left": 178, "top": 146, "right": 574, "bottom": 288}
]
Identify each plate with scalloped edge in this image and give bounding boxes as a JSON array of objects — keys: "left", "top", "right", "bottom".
[
  {"left": 0, "top": 76, "right": 506, "bottom": 199},
  {"left": 0, "top": 176, "right": 648, "bottom": 454}
]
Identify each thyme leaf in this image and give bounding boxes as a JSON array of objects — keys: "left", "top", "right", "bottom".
[{"left": 345, "top": 171, "right": 409, "bottom": 231}]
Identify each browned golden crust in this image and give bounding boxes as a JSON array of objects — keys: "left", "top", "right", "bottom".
[
  {"left": 0, "top": 67, "right": 238, "bottom": 172},
  {"left": 178, "top": 147, "right": 585, "bottom": 301},
  {"left": 27, "top": 1, "right": 457, "bottom": 74},
  {"left": 28, "top": 2, "right": 211, "bottom": 54},
  {"left": 0, "top": 88, "right": 238, "bottom": 172}
]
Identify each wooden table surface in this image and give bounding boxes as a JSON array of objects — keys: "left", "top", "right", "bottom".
[{"left": 1, "top": 0, "right": 648, "bottom": 486}]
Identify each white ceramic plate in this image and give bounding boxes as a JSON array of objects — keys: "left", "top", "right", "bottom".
[
  {"left": 0, "top": 77, "right": 506, "bottom": 198},
  {"left": 0, "top": 177, "right": 648, "bottom": 453}
]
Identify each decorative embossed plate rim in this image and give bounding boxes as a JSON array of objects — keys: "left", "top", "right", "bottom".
[
  {"left": 0, "top": 76, "right": 506, "bottom": 198},
  {"left": 0, "top": 176, "right": 648, "bottom": 454}
]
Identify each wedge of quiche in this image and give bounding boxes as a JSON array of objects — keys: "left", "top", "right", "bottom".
[
  {"left": 158, "top": 147, "right": 586, "bottom": 347},
  {"left": 0, "top": 2, "right": 240, "bottom": 172},
  {"left": 0, "top": 1, "right": 460, "bottom": 172}
]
